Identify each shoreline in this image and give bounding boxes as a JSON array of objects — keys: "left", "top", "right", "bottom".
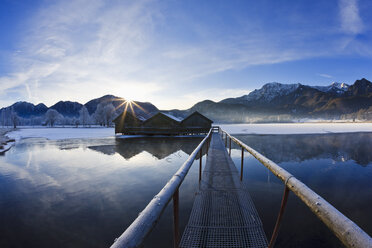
[
  {"left": 3, "top": 123, "right": 372, "bottom": 143},
  {"left": 218, "top": 122, "right": 372, "bottom": 135},
  {"left": 0, "top": 129, "right": 16, "bottom": 155}
]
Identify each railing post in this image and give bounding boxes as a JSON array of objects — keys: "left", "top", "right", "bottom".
[
  {"left": 225, "top": 133, "right": 227, "bottom": 147},
  {"left": 240, "top": 146, "right": 244, "bottom": 181},
  {"left": 268, "top": 186, "right": 290, "bottom": 248},
  {"left": 109, "top": 129, "right": 213, "bottom": 248},
  {"left": 206, "top": 137, "right": 209, "bottom": 156},
  {"left": 173, "top": 189, "right": 180, "bottom": 248},
  {"left": 229, "top": 137, "right": 231, "bottom": 156},
  {"left": 199, "top": 148, "right": 202, "bottom": 182}
]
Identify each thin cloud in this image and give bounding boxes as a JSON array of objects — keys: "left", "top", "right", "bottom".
[
  {"left": 339, "top": 0, "right": 364, "bottom": 35},
  {"left": 0, "top": 0, "right": 370, "bottom": 109},
  {"left": 317, "top": 73, "right": 333, "bottom": 79},
  {"left": 0, "top": 0, "right": 163, "bottom": 106}
]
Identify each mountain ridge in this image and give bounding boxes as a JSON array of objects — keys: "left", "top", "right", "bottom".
[
  {"left": 180, "top": 78, "right": 372, "bottom": 122},
  {"left": 0, "top": 95, "right": 159, "bottom": 126},
  {"left": 1, "top": 78, "right": 371, "bottom": 124}
]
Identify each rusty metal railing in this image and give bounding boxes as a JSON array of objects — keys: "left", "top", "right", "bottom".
[
  {"left": 220, "top": 129, "right": 372, "bottom": 248},
  {"left": 110, "top": 127, "right": 215, "bottom": 248}
]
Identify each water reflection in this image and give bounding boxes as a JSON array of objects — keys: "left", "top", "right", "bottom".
[
  {"left": 0, "top": 137, "right": 203, "bottom": 248},
  {"left": 89, "top": 137, "right": 205, "bottom": 159},
  {"left": 2, "top": 133, "right": 371, "bottom": 248},
  {"left": 230, "top": 132, "right": 372, "bottom": 247},
  {"left": 236, "top": 132, "right": 372, "bottom": 166}
]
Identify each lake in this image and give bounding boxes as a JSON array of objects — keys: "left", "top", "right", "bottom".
[{"left": 0, "top": 131, "right": 371, "bottom": 247}]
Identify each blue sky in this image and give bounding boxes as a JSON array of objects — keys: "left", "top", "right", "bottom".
[{"left": 1, "top": 0, "right": 372, "bottom": 109}]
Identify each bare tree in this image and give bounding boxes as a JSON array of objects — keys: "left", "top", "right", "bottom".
[
  {"left": 79, "top": 106, "right": 90, "bottom": 127},
  {"left": 45, "top": 109, "right": 60, "bottom": 127},
  {"left": 103, "top": 104, "right": 115, "bottom": 127},
  {"left": 10, "top": 108, "right": 19, "bottom": 128}
]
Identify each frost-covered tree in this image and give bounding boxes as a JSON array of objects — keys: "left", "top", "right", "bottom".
[
  {"left": 103, "top": 104, "right": 115, "bottom": 127},
  {"left": 10, "top": 108, "right": 19, "bottom": 128},
  {"left": 74, "top": 118, "right": 80, "bottom": 127},
  {"left": 30, "top": 116, "right": 43, "bottom": 126},
  {"left": 1, "top": 108, "right": 11, "bottom": 127},
  {"left": 0, "top": 110, "right": 5, "bottom": 127},
  {"left": 93, "top": 103, "right": 105, "bottom": 126},
  {"left": 79, "top": 106, "right": 90, "bottom": 127},
  {"left": 59, "top": 116, "right": 72, "bottom": 127},
  {"left": 45, "top": 109, "right": 60, "bottom": 127}
]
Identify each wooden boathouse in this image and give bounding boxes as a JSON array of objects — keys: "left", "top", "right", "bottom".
[{"left": 113, "top": 111, "right": 213, "bottom": 135}]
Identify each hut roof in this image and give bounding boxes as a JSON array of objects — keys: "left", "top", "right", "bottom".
[
  {"left": 113, "top": 111, "right": 143, "bottom": 123},
  {"left": 161, "top": 112, "right": 182, "bottom": 122},
  {"left": 142, "top": 112, "right": 181, "bottom": 125},
  {"left": 181, "top": 111, "right": 213, "bottom": 124}
]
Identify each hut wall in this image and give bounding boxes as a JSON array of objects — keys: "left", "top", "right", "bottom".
[
  {"left": 114, "top": 114, "right": 142, "bottom": 133},
  {"left": 181, "top": 115, "right": 212, "bottom": 128}
]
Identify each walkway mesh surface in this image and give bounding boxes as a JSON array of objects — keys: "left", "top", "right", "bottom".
[{"left": 180, "top": 133, "right": 268, "bottom": 248}]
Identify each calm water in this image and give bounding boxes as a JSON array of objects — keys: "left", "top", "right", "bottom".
[
  {"left": 0, "top": 133, "right": 371, "bottom": 247},
  {"left": 231, "top": 132, "right": 372, "bottom": 247},
  {"left": 0, "top": 136, "right": 204, "bottom": 248}
]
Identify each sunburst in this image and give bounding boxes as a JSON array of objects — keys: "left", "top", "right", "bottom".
[{"left": 113, "top": 98, "right": 149, "bottom": 124}]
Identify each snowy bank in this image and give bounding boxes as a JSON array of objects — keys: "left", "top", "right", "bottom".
[
  {"left": 0, "top": 129, "right": 15, "bottom": 154},
  {"left": 116, "top": 134, "right": 205, "bottom": 139},
  {"left": 6, "top": 123, "right": 372, "bottom": 141},
  {"left": 7, "top": 127, "right": 115, "bottom": 141},
  {"left": 218, "top": 123, "right": 372, "bottom": 134},
  {"left": 0, "top": 141, "right": 15, "bottom": 154}
]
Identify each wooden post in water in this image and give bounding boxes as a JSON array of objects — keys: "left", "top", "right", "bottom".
[
  {"left": 229, "top": 137, "right": 231, "bottom": 156},
  {"left": 199, "top": 148, "right": 202, "bottom": 182},
  {"left": 240, "top": 146, "right": 244, "bottom": 181},
  {"left": 268, "top": 186, "right": 290, "bottom": 248},
  {"left": 173, "top": 189, "right": 180, "bottom": 248},
  {"left": 206, "top": 139, "right": 209, "bottom": 156}
]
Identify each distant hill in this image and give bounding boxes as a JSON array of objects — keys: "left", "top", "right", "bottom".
[
  {"left": 1, "top": 78, "right": 371, "bottom": 125},
  {"left": 1, "top": 102, "right": 48, "bottom": 118},
  {"left": 0, "top": 95, "right": 159, "bottom": 126},
  {"left": 84, "top": 95, "right": 158, "bottom": 119},
  {"left": 50, "top": 101, "right": 83, "bottom": 117},
  {"left": 166, "top": 78, "right": 372, "bottom": 123}
]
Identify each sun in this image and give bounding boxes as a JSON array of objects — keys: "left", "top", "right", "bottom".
[{"left": 113, "top": 98, "right": 148, "bottom": 124}]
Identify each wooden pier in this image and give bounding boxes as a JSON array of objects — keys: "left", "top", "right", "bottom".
[
  {"left": 111, "top": 127, "right": 372, "bottom": 248},
  {"left": 180, "top": 132, "right": 267, "bottom": 247}
]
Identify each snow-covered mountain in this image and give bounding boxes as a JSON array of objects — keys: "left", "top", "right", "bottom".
[
  {"left": 1, "top": 79, "right": 371, "bottom": 125},
  {"left": 0, "top": 95, "right": 159, "bottom": 125},
  {"left": 192, "top": 78, "right": 372, "bottom": 122},
  {"left": 243, "top": 82, "right": 300, "bottom": 102},
  {"left": 311, "top": 82, "right": 349, "bottom": 95},
  {"left": 222, "top": 81, "right": 351, "bottom": 105}
]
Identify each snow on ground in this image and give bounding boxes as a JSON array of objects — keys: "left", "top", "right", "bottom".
[
  {"left": 116, "top": 134, "right": 205, "bottom": 139},
  {"left": 5, "top": 123, "right": 372, "bottom": 141},
  {"left": 218, "top": 123, "right": 372, "bottom": 134},
  {"left": 7, "top": 127, "right": 115, "bottom": 141}
]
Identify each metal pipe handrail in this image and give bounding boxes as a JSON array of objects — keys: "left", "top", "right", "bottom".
[
  {"left": 220, "top": 129, "right": 372, "bottom": 248},
  {"left": 110, "top": 128, "right": 213, "bottom": 248}
]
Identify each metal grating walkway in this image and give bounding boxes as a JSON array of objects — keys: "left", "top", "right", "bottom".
[{"left": 180, "top": 133, "right": 268, "bottom": 248}]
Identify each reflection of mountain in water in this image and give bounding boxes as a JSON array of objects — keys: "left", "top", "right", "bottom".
[
  {"left": 89, "top": 137, "right": 204, "bottom": 160},
  {"left": 236, "top": 133, "right": 372, "bottom": 166}
]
